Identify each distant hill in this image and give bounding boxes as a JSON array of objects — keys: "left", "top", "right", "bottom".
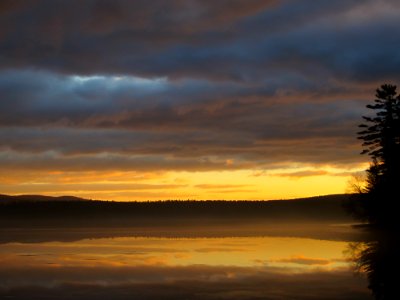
[
  {"left": 0, "top": 193, "right": 358, "bottom": 228},
  {"left": 0, "top": 193, "right": 348, "bottom": 204},
  {"left": 0, "top": 194, "right": 88, "bottom": 203}
]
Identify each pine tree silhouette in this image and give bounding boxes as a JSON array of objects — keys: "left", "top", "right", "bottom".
[
  {"left": 357, "top": 84, "right": 400, "bottom": 226},
  {"left": 352, "top": 84, "right": 400, "bottom": 300}
]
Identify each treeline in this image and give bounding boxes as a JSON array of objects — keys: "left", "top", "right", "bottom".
[{"left": 0, "top": 194, "right": 354, "bottom": 228}]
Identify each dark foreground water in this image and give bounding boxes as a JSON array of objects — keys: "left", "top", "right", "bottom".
[{"left": 0, "top": 225, "right": 371, "bottom": 300}]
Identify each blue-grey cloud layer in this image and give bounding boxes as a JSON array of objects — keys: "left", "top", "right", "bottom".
[{"left": 1, "top": 0, "right": 399, "bottom": 172}]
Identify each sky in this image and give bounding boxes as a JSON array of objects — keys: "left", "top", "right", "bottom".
[{"left": 1, "top": 0, "right": 399, "bottom": 201}]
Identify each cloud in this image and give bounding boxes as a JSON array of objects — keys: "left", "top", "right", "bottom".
[
  {"left": 0, "top": 69, "right": 368, "bottom": 171},
  {"left": 195, "top": 247, "right": 248, "bottom": 253},
  {"left": 1, "top": 0, "right": 398, "bottom": 194},
  {"left": 271, "top": 255, "right": 331, "bottom": 266},
  {"left": 0, "top": 181, "right": 184, "bottom": 194},
  {"left": 0, "top": 150, "right": 251, "bottom": 172},
  {"left": 0, "top": 0, "right": 276, "bottom": 77},
  {"left": 273, "top": 170, "right": 328, "bottom": 178},
  {"left": 194, "top": 184, "right": 250, "bottom": 189},
  {"left": 1, "top": 0, "right": 399, "bottom": 84}
]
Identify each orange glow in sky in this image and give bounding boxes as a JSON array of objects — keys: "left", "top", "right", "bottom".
[{"left": 0, "top": 163, "right": 367, "bottom": 201}]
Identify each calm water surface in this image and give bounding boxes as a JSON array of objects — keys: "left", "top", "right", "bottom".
[{"left": 0, "top": 229, "right": 371, "bottom": 300}]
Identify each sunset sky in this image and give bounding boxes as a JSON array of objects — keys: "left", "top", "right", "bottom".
[{"left": 1, "top": 0, "right": 399, "bottom": 200}]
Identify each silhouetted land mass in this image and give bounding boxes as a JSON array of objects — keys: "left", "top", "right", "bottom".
[
  {"left": 0, "top": 194, "right": 366, "bottom": 243},
  {"left": 0, "top": 194, "right": 86, "bottom": 203},
  {"left": 0, "top": 194, "right": 355, "bottom": 228}
]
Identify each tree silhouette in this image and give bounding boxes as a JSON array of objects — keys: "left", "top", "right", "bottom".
[
  {"left": 357, "top": 84, "right": 400, "bottom": 226},
  {"left": 351, "top": 84, "right": 400, "bottom": 300}
]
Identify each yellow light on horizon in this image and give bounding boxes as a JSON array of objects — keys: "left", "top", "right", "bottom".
[{"left": 0, "top": 163, "right": 367, "bottom": 201}]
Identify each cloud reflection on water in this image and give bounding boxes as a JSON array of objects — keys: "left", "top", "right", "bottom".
[{"left": 0, "top": 235, "right": 372, "bottom": 299}]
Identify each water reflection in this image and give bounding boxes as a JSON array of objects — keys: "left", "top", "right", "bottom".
[
  {"left": 0, "top": 233, "right": 371, "bottom": 300},
  {"left": 0, "top": 222, "right": 365, "bottom": 244},
  {"left": 0, "top": 236, "right": 349, "bottom": 269},
  {"left": 349, "top": 228, "right": 400, "bottom": 300}
]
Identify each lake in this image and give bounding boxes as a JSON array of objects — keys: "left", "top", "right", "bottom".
[{"left": 0, "top": 225, "right": 371, "bottom": 300}]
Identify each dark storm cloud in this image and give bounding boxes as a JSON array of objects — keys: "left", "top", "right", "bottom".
[
  {"left": 0, "top": 69, "right": 365, "bottom": 135},
  {"left": 1, "top": 0, "right": 399, "bottom": 82},
  {"left": 0, "top": 0, "right": 276, "bottom": 77},
  {"left": 0, "top": 68, "right": 367, "bottom": 170},
  {"left": 0, "top": 126, "right": 364, "bottom": 172},
  {"left": 0, "top": 0, "right": 398, "bottom": 173}
]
